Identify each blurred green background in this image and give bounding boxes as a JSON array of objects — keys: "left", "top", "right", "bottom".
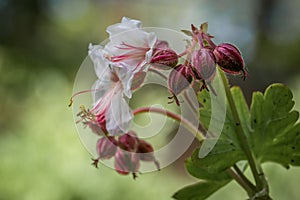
[{"left": 1, "top": 0, "right": 300, "bottom": 199}]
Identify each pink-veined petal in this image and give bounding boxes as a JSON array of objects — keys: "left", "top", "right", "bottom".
[{"left": 106, "top": 90, "right": 133, "bottom": 136}]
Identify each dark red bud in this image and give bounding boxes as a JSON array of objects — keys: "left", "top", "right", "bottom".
[
  {"left": 137, "top": 140, "right": 160, "bottom": 170},
  {"left": 114, "top": 149, "right": 140, "bottom": 179},
  {"left": 118, "top": 131, "right": 139, "bottom": 152},
  {"left": 96, "top": 136, "right": 118, "bottom": 159},
  {"left": 168, "top": 64, "right": 193, "bottom": 96},
  {"left": 191, "top": 47, "right": 216, "bottom": 81},
  {"left": 213, "top": 43, "right": 247, "bottom": 79},
  {"left": 150, "top": 48, "right": 178, "bottom": 70}
]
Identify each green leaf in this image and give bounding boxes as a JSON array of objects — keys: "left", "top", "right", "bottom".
[
  {"left": 196, "top": 83, "right": 300, "bottom": 171},
  {"left": 186, "top": 150, "right": 232, "bottom": 181},
  {"left": 172, "top": 180, "right": 230, "bottom": 200},
  {"left": 197, "top": 87, "right": 248, "bottom": 173},
  {"left": 176, "top": 83, "right": 300, "bottom": 200},
  {"left": 249, "top": 84, "right": 300, "bottom": 167}
]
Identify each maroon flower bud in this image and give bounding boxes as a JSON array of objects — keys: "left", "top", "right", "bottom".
[
  {"left": 168, "top": 64, "right": 193, "bottom": 96},
  {"left": 137, "top": 139, "right": 160, "bottom": 170},
  {"left": 114, "top": 149, "right": 140, "bottom": 179},
  {"left": 191, "top": 47, "right": 216, "bottom": 81},
  {"left": 92, "top": 136, "right": 118, "bottom": 168},
  {"left": 150, "top": 48, "right": 178, "bottom": 69},
  {"left": 213, "top": 43, "right": 247, "bottom": 80},
  {"left": 118, "top": 131, "right": 139, "bottom": 152},
  {"left": 96, "top": 136, "right": 118, "bottom": 159}
]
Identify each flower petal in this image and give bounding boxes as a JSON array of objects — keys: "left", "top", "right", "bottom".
[
  {"left": 89, "top": 44, "right": 114, "bottom": 104},
  {"left": 88, "top": 44, "right": 110, "bottom": 78},
  {"left": 106, "top": 17, "right": 142, "bottom": 36},
  {"left": 116, "top": 67, "right": 134, "bottom": 98},
  {"left": 106, "top": 90, "right": 133, "bottom": 136}
]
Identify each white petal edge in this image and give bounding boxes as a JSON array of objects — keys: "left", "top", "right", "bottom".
[{"left": 105, "top": 90, "right": 133, "bottom": 136}]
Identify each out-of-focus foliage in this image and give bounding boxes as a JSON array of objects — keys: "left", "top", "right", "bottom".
[{"left": 1, "top": 0, "right": 300, "bottom": 199}]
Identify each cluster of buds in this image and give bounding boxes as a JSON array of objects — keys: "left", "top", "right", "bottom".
[
  {"left": 92, "top": 131, "right": 160, "bottom": 179},
  {"left": 74, "top": 104, "right": 159, "bottom": 179},
  {"left": 167, "top": 23, "right": 247, "bottom": 104}
]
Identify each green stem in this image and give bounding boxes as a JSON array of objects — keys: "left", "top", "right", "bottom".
[
  {"left": 233, "top": 164, "right": 256, "bottom": 192},
  {"left": 227, "top": 168, "right": 255, "bottom": 196},
  {"left": 133, "top": 107, "right": 205, "bottom": 142},
  {"left": 218, "top": 67, "right": 263, "bottom": 191}
]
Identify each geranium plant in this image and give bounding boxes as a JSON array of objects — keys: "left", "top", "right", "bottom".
[{"left": 70, "top": 17, "right": 300, "bottom": 199}]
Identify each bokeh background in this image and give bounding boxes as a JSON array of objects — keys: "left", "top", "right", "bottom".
[{"left": 1, "top": 0, "right": 300, "bottom": 199}]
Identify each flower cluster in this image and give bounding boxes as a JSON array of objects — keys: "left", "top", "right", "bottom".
[
  {"left": 70, "top": 17, "right": 246, "bottom": 178},
  {"left": 168, "top": 23, "right": 247, "bottom": 103},
  {"left": 71, "top": 17, "right": 175, "bottom": 178}
]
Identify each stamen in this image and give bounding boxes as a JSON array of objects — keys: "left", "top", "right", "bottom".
[
  {"left": 117, "top": 42, "right": 149, "bottom": 51},
  {"left": 68, "top": 99, "right": 73, "bottom": 107},
  {"left": 68, "top": 88, "right": 108, "bottom": 108}
]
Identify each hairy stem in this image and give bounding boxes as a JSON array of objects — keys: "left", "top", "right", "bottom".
[
  {"left": 218, "top": 67, "right": 264, "bottom": 191},
  {"left": 133, "top": 107, "right": 205, "bottom": 142}
]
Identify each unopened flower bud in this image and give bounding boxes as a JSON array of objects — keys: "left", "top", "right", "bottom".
[
  {"left": 154, "top": 40, "right": 169, "bottom": 50},
  {"left": 114, "top": 149, "right": 140, "bottom": 179},
  {"left": 191, "top": 47, "right": 216, "bottom": 81},
  {"left": 96, "top": 136, "right": 118, "bottom": 159},
  {"left": 118, "top": 131, "right": 139, "bottom": 152},
  {"left": 168, "top": 64, "right": 193, "bottom": 96},
  {"left": 137, "top": 139, "right": 160, "bottom": 170},
  {"left": 92, "top": 136, "right": 118, "bottom": 168},
  {"left": 213, "top": 43, "right": 247, "bottom": 79},
  {"left": 150, "top": 48, "right": 178, "bottom": 69}
]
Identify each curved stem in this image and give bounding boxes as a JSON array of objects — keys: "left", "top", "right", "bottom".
[
  {"left": 218, "top": 67, "right": 263, "bottom": 191},
  {"left": 148, "top": 68, "right": 168, "bottom": 80},
  {"left": 133, "top": 107, "right": 205, "bottom": 142}
]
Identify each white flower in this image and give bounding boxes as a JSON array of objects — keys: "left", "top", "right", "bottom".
[
  {"left": 105, "top": 17, "right": 157, "bottom": 73},
  {"left": 89, "top": 44, "right": 133, "bottom": 136}
]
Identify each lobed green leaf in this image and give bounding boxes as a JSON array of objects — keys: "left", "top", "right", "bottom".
[{"left": 176, "top": 83, "right": 300, "bottom": 199}]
